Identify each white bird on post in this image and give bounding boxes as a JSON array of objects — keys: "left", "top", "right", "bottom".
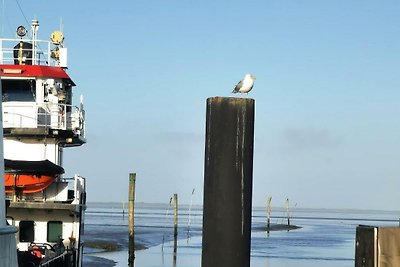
[{"left": 232, "top": 74, "right": 256, "bottom": 95}]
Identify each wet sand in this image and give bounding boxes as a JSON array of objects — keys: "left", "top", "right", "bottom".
[
  {"left": 86, "top": 235, "right": 203, "bottom": 267},
  {"left": 85, "top": 233, "right": 352, "bottom": 267},
  {"left": 84, "top": 254, "right": 117, "bottom": 267},
  {"left": 83, "top": 203, "right": 366, "bottom": 267}
]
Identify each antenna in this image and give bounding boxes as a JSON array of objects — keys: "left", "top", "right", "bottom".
[
  {"left": 59, "top": 17, "right": 64, "bottom": 33},
  {"left": 31, "top": 19, "right": 39, "bottom": 65}
]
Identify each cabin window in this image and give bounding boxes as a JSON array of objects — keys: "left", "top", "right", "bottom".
[
  {"left": 19, "top": 221, "right": 35, "bottom": 242},
  {"left": 1, "top": 79, "right": 36, "bottom": 102},
  {"left": 47, "top": 221, "right": 63, "bottom": 242}
]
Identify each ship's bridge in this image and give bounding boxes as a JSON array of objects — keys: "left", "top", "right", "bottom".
[{"left": 0, "top": 23, "right": 85, "bottom": 146}]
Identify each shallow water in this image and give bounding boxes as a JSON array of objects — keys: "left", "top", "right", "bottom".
[{"left": 83, "top": 203, "right": 400, "bottom": 267}]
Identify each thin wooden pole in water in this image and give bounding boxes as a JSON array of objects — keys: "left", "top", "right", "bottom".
[
  {"left": 286, "top": 198, "right": 290, "bottom": 226},
  {"left": 122, "top": 201, "right": 125, "bottom": 218},
  {"left": 187, "top": 188, "right": 195, "bottom": 235},
  {"left": 173, "top": 193, "right": 178, "bottom": 236},
  {"left": 128, "top": 173, "right": 136, "bottom": 267},
  {"left": 173, "top": 193, "right": 178, "bottom": 266},
  {"left": 267, "top": 196, "right": 272, "bottom": 230}
]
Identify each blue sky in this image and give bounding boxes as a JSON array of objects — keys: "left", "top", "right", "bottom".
[{"left": 1, "top": 1, "right": 400, "bottom": 210}]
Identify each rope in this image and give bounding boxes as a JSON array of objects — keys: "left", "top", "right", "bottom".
[{"left": 14, "top": 0, "right": 29, "bottom": 26}]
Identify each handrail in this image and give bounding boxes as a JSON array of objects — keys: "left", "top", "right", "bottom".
[
  {"left": 38, "top": 250, "right": 70, "bottom": 267},
  {"left": 0, "top": 38, "right": 57, "bottom": 66},
  {"left": 7, "top": 175, "right": 86, "bottom": 204},
  {"left": 2, "top": 102, "right": 85, "bottom": 136}
]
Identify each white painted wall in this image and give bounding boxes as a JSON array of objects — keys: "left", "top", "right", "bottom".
[
  {"left": 7, "top": 209, "right": 79, "bottom": 251},
  {"left": 4, "top": 138, "right": 60, "bottom": 164}
]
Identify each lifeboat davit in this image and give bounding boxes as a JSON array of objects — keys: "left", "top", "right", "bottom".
[{"left": 4, "top": 159, "right": 64, "bottom": 194}]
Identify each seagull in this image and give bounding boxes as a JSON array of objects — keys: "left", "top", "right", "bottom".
[{"left": 232, "top": 74, "right": 256, "bottom": 95}]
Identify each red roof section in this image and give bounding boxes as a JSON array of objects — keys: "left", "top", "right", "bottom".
[{"left": 0, "top": 64, "right": 72, "bottom": 81}]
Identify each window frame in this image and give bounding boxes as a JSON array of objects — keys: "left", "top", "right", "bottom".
[
  {"left": 19, "top": 220, "right": 35, "bottom": 242},
  {"left": 47, "top": 221, "right": 63, "bottom": 243}
]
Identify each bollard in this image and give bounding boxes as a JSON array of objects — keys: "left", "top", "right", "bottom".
[{"left": 201, "top": 97, "right": 255, "bottom": 267}]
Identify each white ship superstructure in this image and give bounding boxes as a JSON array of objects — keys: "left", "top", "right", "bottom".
[{"left": 0, "top": 20, "right": 86, "bottom": 267}]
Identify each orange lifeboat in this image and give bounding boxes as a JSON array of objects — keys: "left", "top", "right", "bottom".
[
  {"left": 4, "top": 159, "right": 64, "bottom": 194},
  {"left": 5, "top": 173, "right": 55, "bottom": 193}
]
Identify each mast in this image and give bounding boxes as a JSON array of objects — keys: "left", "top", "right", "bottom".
[
  {"left": 0, "top": 75, "right": 18, "bottom": 267},
  {"left": 31, "top": 19, "right": 39, "bottom": 65}
]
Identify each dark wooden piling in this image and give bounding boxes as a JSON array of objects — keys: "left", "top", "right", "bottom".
[
  {"left": 128, "top": 173, "right": 136, "bottom": 267},
  {"left": 354, "top": 226, "right": 400, "bottom": 266},
  {"left": 355, "top": 226, "right": 375, "bottom": 267},
  {"left": 201, "top": 97, "right": 255, "bottom": 267}
]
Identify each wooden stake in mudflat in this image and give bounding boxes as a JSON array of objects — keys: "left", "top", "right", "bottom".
[
  {"left": 173, "top": 193, "right": 178, "bottom": 266},
  {"left": 173, "top": 193, "right": 178, "bottom": 237},
  {"left": 267, "top": 196, "right": 272, "bottom": 230},
  {"left": 286, "top": 198, "right": 290, "bottom": 226},
  {"left": 202, "top": 97, "right": 255, "bottom": 267},
  {"left": 128, "top": 173, "right": 136, "bottom": 267},
  {"left": 187, "top": 188, "right": 195, "bottom": 236}
]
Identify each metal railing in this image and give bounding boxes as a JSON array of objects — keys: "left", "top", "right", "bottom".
[
  {"left": 6, "top": 175, "right": 86, "bottom": 204},
  {"left": 0, "top": 38, "right": 58, "bottom": 66},
  {"left": 38, "top": 250, "right": 72, "bottom": 267},
  {"left": 73, "top": 175, "right": 86, "bottom": 205},
  {"left": 2, "top": 102, "right": 85, "bottom": 137}
]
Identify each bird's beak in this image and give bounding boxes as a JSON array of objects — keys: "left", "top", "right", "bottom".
[{"left": 252, "top": 75, "right": 256, "bottom": 80}]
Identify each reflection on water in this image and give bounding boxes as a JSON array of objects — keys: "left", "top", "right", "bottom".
[
  {"left": 84, "top": 203, "right": 400, "bottom": 267},
  {"left": 173, "top": 233, "right": 177, "bottom": 267}
]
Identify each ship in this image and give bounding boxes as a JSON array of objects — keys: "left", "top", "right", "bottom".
[{"left": 0, "top": 20, "right": 86, "bottom": 267}]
